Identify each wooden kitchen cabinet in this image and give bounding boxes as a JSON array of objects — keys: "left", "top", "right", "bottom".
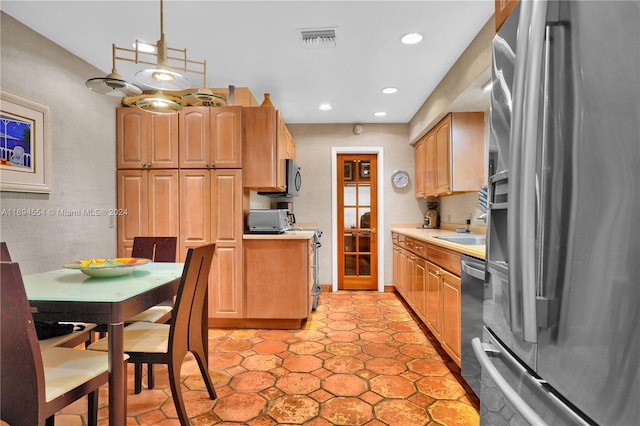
[
  {"left": 116, "top": 108, "right": 178, "bottom": 169},
  {"left": 415, "top": 112, "right": 484, "bottom": 198},
  {"left": 440, "top": 270, "right": 461, "bottom": 366},
  {"left": 117, "top": 169, "right": 179, "bottom": 257},
  {"left": 495, "top": 0, "right": 519, "bottom": 32},
  {"left": 244, "top": 237, "right": 314, "bottom": 328},
  {"left": 414, "top": 136, "right": 426, "bottom": 197},
  {"left": 435, "top": 112, "right": 484, "bottom": 196},
  {"left": 392, "top": 233, "right": 463, "bottom": 366},
  {"left": 179, "top": 106, "right": 242, "bottom": 169},
  {"left": 426, "top": 261, "right": 442, "bottom": 339},
  {"left": 243, "top": 107, "right": 294, "bottom": 191},
  {"left": 179, "top": 169, "right": 245, "bottom": 319}
]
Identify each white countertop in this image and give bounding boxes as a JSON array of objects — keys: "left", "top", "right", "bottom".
[{"left": 391, "top": 226, "right": 486, "bottom": 259}]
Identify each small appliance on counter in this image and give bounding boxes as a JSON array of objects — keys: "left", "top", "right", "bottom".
[
  {"left": 247, "top": 209, "right": 290, "bottom": 234},
  {"left": 276, "top": 201, "right": 296, "bottom": 226},
  {"left": 422, "top": 202, "right": 438, "bottom": 229}
]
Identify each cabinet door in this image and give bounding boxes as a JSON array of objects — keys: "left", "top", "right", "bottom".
[
  {"left": 117, "top": 108, "right": 178, "bottom": 169},
  {"left": 435, "top": 116, "right": 451, "bottom": 194},
  {"left": 414, "top": 257, "right": 427, "bottom": 320},
  {"left": 243, "top": 107, "right": 285, "bottom": 191},
  {"left": 414, "top": 138, "right": 426, "bottom": 198},
  {"left": 392, "top": 245, "right": 401, "bottom": 288},
  {"left": 117, "top": 108, "right": 147, "bottom": 169},
  {"left": 179, "top": 107, "right": 210, "bottom": 168},
  {"left": 209, "top": 169, "right": 243, "bottom": 318},
  {"left": 148, "top": 113, "right": 178, "bottom": 168},
  {"left": 211, "top": 106, "right": 242, "bottom": 168},
  {"left": 441, "top": 270, "right": 461, "bottom": 366},
  {"left": 426, "top": 261, "right": 441, "bottom": 338},
  {"left": 179, "top": 170, "right": 211, "bottom": 259},
  {"left": 147, "top": 170, "right": 180, "bottom": 237},
  {"left": 117, "top": 170, "right": 149, "bottom": 256},
  {"left": 425, "top": 132, "right": 437, "bottom": 196}
]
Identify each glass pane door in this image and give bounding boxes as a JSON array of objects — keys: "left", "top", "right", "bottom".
[{"left": 337, "top": 154, "right": 377, "bottom": 290}]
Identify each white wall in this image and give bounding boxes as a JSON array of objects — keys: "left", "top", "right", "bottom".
[
  {"left": 0, "top": 12, "right": 119, "bottom": 273},
  {"left": 288, "top": 123, "right": 423, "bottom": 286}
]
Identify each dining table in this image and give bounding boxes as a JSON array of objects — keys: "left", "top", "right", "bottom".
[{"left": 23, "top": 261, "right": 185, "bottom": 426}]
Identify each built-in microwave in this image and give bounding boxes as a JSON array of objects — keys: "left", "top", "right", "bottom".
[{"left": 258, "top": 159, "right": 301, "bottom": 197}]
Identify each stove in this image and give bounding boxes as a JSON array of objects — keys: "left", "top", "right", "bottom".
[{"left": 290, "top": 227, "right": 322, "bottom": 310}]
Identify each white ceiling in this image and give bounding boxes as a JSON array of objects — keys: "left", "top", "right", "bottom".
[{"left": 1, "top": 1, "right": 494, "bottom": 124}]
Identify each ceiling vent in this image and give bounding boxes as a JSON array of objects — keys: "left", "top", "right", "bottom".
[{"left": 298, "top": 28, "right": 338, "bottom": 48}]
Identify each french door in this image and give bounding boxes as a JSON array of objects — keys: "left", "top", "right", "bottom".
[{"left": 337, "top": 154, "right": 378, "bottom": 290}]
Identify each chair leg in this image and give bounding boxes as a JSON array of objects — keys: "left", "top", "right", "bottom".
[
  {"left": 87, "top": 389, "right": 99, "bottom": 426},
  {"left": 168, "top": 356, "right": 189, "bottom": 426},
  {"left": 191, "top": 348, "right": 217, "bottom": 399},
  {"left": 147, "top": 363, "right": 155, "bottom": 389},
  {"left": 134, "top": 362, "right": 143, "bottom": 394}
]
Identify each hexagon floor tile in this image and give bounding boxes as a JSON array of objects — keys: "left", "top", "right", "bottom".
[{"left": 55, "top": 291, "right": 479, "bottom": 425}]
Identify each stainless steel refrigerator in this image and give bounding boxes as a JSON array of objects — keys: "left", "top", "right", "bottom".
[{"left": 474, "top": 1, "right": 640, "bottom": 424}]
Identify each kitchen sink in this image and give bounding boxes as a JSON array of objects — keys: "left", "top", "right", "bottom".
[{"left": 435, "top": 235, "right": 486, "bottom": 245}]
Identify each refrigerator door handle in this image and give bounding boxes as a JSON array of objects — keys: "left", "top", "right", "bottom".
[
  {"left": 506, "top": 0, "right": 533, "bottom": 335},
  {"left": 518, "top": 0, "right": 549, "bottom": 344},
  {"left": 472, "top": 337, "right": 546, "bottom": 425}
]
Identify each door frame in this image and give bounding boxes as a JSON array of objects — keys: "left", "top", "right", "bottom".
[{"left": 331, "top": 147, "right": 385, "bottom": 292}]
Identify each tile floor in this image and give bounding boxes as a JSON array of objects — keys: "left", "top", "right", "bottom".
[{"left": 56, "top": 291, "right": 479, "bottom": 425}]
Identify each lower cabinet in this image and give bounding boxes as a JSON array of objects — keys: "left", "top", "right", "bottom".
[
  {"left": 392, "top": 232, "right": 462, "bottom": 366},
  {"left": 243, "top": 237, "right": 315, "bottom": 329}
]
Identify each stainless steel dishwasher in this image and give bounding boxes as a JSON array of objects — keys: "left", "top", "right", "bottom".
[{"left": 460, "top": 254, "right": 485, "bottom": 396}]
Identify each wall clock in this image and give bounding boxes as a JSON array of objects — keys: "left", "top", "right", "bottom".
[{"left": 391, "top": 170, "right": 410, "bottom": 189}]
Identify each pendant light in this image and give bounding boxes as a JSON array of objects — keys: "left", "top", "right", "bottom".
[
  {"left": 85, "top": 44, "right": 143, "bottom": 97},
  {"left": 122, "top": 92, "right": 183, "bottom": 113},
  {"left": 182, "top": 61, "right": 227, "bottom": 107},
  {"left": 134, "top": 0, "right": 191, "bottom": 91},
  {"left": 84, "top": 0, "right": 212, "bottom": 113}
]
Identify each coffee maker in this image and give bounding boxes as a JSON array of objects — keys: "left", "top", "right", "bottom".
[
  {"left": 423, "top": 202, "right": 438, "bottom": 229},
  {"left": 276, "top": 201, "right": 296, "bottom": 226}
]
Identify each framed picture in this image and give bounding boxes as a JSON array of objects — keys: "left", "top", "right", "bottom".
[
  {"left": 359, "top": 161, "right": 370, "bottom": 179},
  {"left": 344, "top": 162, "right": 353, "bottom": 181},
  {"left": 0, "top": 90, "right": 52, "bottom": 193}
]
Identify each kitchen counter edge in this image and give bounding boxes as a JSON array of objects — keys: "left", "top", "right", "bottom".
[
  {"left": 391, "top": 227, "right": 485, "bottom": 260},
  {"left": 243, "top": 230, "right": 315, "bottom": 240}
]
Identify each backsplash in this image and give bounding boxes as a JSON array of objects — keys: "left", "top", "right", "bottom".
[{"left": 438, "top": 192, "right": 486, "bottom": 227}]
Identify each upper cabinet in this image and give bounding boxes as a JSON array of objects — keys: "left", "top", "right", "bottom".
[
  {"left": 414, "top": 112, "right": 485, "bottom": 198},
  {"left": 117, "top": 108, "right": 179, "bottom": 169},
  {"left": 179, "top": 106, "right": 243, "bottom": 169},
  {"left": 243, "top": 107, "right": 295, "bottom": 192},
  {"left": 495, "top": 0, "right": 519, "bottom": 32}
]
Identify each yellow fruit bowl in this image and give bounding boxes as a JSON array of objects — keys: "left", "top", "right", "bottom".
[{"left": 64, "top": 258, "right": 150, "bottom": 278}]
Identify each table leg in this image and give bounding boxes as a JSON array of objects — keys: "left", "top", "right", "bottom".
[{"left": 108, "top": 322, "right": 126, "bottom": 426}]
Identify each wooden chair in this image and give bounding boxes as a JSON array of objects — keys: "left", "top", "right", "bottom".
[
  {"left": 88, "top": 243, "right": 217, "bottom": 425},
  {"left": 1, "top": 241, "right": 96, "bottom": 350},
  {"left": 127, "top": 236, "right": 178, "bottom": 324},
  {"left": 125, "top": 236, "right": 177, "bottom": 391},
  {"left": 0, "top": 262, "right": 113, "bottom": 426},
  {"left": 0, "top": 241, "right": 11, "bottom": 261}
]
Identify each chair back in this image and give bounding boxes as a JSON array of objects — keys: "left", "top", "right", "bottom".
[
  {"left": 131, "top": 237, "right": 177, "bottom": 262},
  {"left": 168, "top": 244, "right": 215, "bottom": 354},
  {"left": 0, "top": 241, "right": 12, "bottom": 261},
  {"left": 0, "top": 262, "right": 47, "bottom": 424}
]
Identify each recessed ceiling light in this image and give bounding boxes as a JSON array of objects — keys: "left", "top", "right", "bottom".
[
  {"left": 319, "top": 103, "right": 332, "bottom": 111},
  {"left": 382, "top": 87, "right": 398, "bottom": 94},
  {"left": 400, "top": 32, "right": 423, "bottom": 45},
  {"left": 374, "top": 111, "right": 387, "bottom": 117}
]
